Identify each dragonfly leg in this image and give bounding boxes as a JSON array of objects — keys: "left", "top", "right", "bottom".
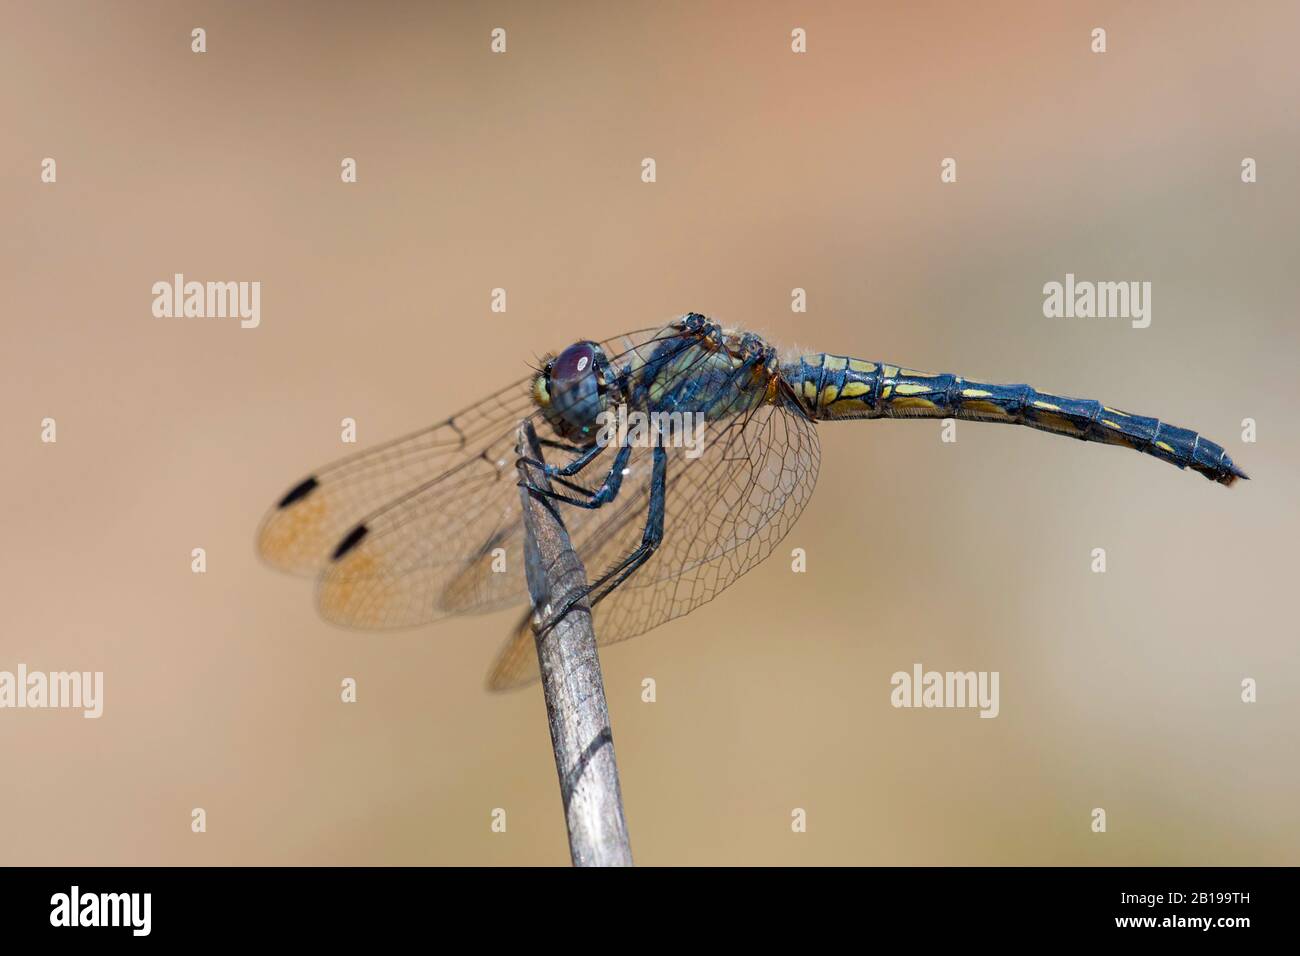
[
  {"left": 534, "top": 443, "right": 668, "bottom": 638},
  {"left": 586, "top": 451, "right": 668, "bottom": 605},
  {"left": 519, "top": 440, "right": 605, "bottom": 478},
  {"left": 537, "top": 437, "right": 593, "bottom": 454},
  {"left": 540, "top": 470, "right": 619, "bottom": 499},
  {"left": 519, "top": 442, "right": 633, "bottom": 510}
]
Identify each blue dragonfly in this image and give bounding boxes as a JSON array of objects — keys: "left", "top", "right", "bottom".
[{"left": 258, "top": 313, "right": 1246, "bottom": 689}]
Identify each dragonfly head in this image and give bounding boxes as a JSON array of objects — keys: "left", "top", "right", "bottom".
[{"left": 532, "top": 340, "right": 610, "bottom": 442}]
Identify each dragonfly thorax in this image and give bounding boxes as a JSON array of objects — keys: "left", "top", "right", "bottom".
[{"left": 533, "top": 340, "right": 611, "bottom": 442}]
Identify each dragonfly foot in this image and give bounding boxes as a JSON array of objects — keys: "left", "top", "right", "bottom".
[{"left": 532, "top": 592, "right": 591, "bottom": 639}]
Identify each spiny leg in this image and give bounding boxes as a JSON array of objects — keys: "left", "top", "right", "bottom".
[
  {"left": 520, "top": 442, "right": 633, "bottom": 510},
  {"left": 538, "top": 437, "right": 594, "bottom": 454},
  {"left": 534, "top": 442, "right": 667, "bottom": 638},
  {"left": 519, "top": 439, "right": 606, "bottom": 479}
]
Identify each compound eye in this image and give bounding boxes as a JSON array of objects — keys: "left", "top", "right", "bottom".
[{"left": 551, "top": 342, "right": 598, "bottom": 384}]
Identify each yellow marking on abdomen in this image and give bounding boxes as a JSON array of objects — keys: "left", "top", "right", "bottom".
[
  {"left": 829, "top": 398, "right": 871, "bottom": 414},
  {"left": 848, "top": 359, "right": 876, "bottom": 373},
  {"left": 802, "top": 381, "right": 817, "bottom": 403},
  {"left": 823, "top": 355, "right": 847, "bottom": 372},
  {"left": 1032, "top": 400, "right": 1060, "bottom": 411},
  {"left": 1155, "top": 441, "right": 1174, "bottom": 453},
  {"left": 1103, "top": 406, "right": 1130, "bottom": 417},
  {"left": 819, "top": 385, "right": 840, "bottom": 406},
  {"left": 962, "top": 400, "right": 1011, "bottom": 417},
  {"left": 962, "top": 388, "right": 992, "bottom": 398},
  {"left": 839, "top": 382, "right": 870, "bottom": 398},
  {"left": 882, "top": 365, "right": 899, "bottom": 378},
  {"left": 890, "top": 397, "right": 938, "bottom": 411},
  {"left": 1035, "top": 412, "right": 1081, "bottom": 434},
  {"left": 893, "top": 383, "right": 932, "bottom": 396},
  {"left": 1100, "top": 419, "right": 1122, "bottom": 430}
]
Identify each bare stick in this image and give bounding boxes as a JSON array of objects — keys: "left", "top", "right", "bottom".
[{"left": 516, "top": 421, "right": 633, "bottom": 867}]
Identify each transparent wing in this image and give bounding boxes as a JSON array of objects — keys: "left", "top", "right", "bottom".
[
  {"left": 434, "top": 460, "right": 655, "bottom": 618},
  {"left": 255, "top": 380, "right": 537, "bottom": 576},
  {"left": 291, "top": 324, "right": 692, "bottom": 628},
  {"left": 595, "top": 391, "right": 821, "bottom": 642},
  {"left": 314, "top": 427, "right": 532, "bottom": 627},
  {"left": 486, "top": 383, "right": 821, "bottom": 690}
]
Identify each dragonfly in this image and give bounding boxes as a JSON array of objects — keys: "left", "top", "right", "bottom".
[{"left": 257, "top": 313, "right": 1247, "bottom": 690}]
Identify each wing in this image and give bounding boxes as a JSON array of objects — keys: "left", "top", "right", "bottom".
[
  {"left": 262, "top": 324, "right": 687, "bottom": 628},
  {"left": 256, "top": 379, "right": 537, "bottom": 577},
  {"left": 486, "top": 383, "right": 822, "bottom": 690}
]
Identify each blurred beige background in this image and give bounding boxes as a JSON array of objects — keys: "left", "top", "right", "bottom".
[{"left": 2, "top": 0, "right": 1297, "bottom": 865}]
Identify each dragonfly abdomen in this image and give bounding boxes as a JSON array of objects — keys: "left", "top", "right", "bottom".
[{"left": 782, "top": 352, "right": 1247, "bottom": 485}]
